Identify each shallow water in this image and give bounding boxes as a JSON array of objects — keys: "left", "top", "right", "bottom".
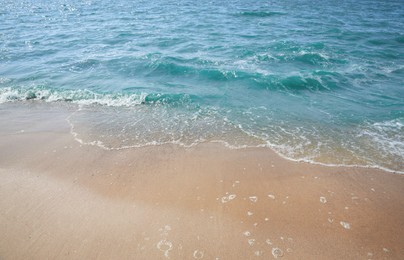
[{"left": 1, "top": 0, "right": 403, "bottom": 172}]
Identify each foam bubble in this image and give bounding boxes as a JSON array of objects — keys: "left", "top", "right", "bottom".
[
  {"left": 340, "top": 221, "right": 350, "bottom": 229},
  {"left": 249, "top": 196, "right": 258, "bottom": 202},
  {"left": 247, "top": 238, "right": 255, "bottom": 246},
  {"left": 272, "top": 248, "right": 284, "bottom": 258},
  {"left": 157, "top": 240, "right": 173, "bottom": 258},
  {"left": 193, "top": 250, "right": 204, "bottom": 259},
  {"left": 221, "top": 194, "right": 236, "bottom": 203}
]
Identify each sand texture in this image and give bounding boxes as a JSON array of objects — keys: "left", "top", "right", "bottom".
[{"left": 0, "top": 103, "right": 403, "bottom": 259}]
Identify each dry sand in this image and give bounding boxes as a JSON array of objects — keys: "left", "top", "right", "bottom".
[{"left": 0, "top": 103, "right": 403, "bottom": 259}]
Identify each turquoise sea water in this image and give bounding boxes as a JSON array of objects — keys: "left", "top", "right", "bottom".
[{"left": 1, "top": 0, "right": 403, "bottom": 172}]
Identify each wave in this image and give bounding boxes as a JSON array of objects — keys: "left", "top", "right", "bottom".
[
  {"left": 395, "top": 35, "right": 404, "bottom": 44},
  {"left": 0, "top": 86, "right": 196, "bottom": 107},
  {"left": 295, "top": 52, "right": 330, "bottom": 65},
  {"left": 250, "top": 72, "right": 343, "bottom": 92},
  {"left": 0, "top": 74, "right": 341, "bottom": 109},
  {"left": 39, "top": 52, "right": 349, "bottom": 94},
  {"left": 236, "top": 11, "right": 286, "bottom": 17},
  {"left": 144, "top": 56, "right": 344, "bottom": 92},
  {"left": 279, "top": 75, "right": 328, "bottom": 91},
  {"left": 146, "top": 59, "right": 236, "bottom": 81}
]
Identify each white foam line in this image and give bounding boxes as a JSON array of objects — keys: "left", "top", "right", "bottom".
[
  {"left": 273, "top": 151, "right": 404, "bottom": 175},
  {"left": 66, "top": 110, "right": 203, "bottom": 151},
  {"left": 211, "top": 138, "right": 403, "bottom": 174}
]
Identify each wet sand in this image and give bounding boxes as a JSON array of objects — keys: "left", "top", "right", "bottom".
[{"left": 0, "top": 103, "right": 403, "bottom": 259}]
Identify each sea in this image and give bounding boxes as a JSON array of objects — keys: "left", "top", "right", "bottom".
[{"left": 0, "top": 0, "right": 403, "bottom": 173}]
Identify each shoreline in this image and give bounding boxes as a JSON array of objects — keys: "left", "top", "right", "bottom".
[
  {"left": 68, "top": 103, "right": 404, "bottom": 176},
  {"left": 2, "top": 100, "right": 402, "bottom": 174},
  {"left": 1, "top": 103, "right": 404, "bottom": 259}
]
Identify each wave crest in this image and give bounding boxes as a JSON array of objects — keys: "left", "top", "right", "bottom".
[
  {"left": 237, "top": 11, "right": 286, "bottom": 17},
  {"left": 0, "top": 87, "right": 196, "bottom": 107}
]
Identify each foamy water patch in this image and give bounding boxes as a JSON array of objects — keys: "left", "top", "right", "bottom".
[
  {"left": 66, "top": 101, "right": 266, "bottom": 151},
  {"left": 358, "top": 119, "right": 404, "bottom": 159}
]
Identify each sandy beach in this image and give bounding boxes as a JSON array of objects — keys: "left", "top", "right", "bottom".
[{"left": 0, "top": 103, "right": 403, "bottom": 259}]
